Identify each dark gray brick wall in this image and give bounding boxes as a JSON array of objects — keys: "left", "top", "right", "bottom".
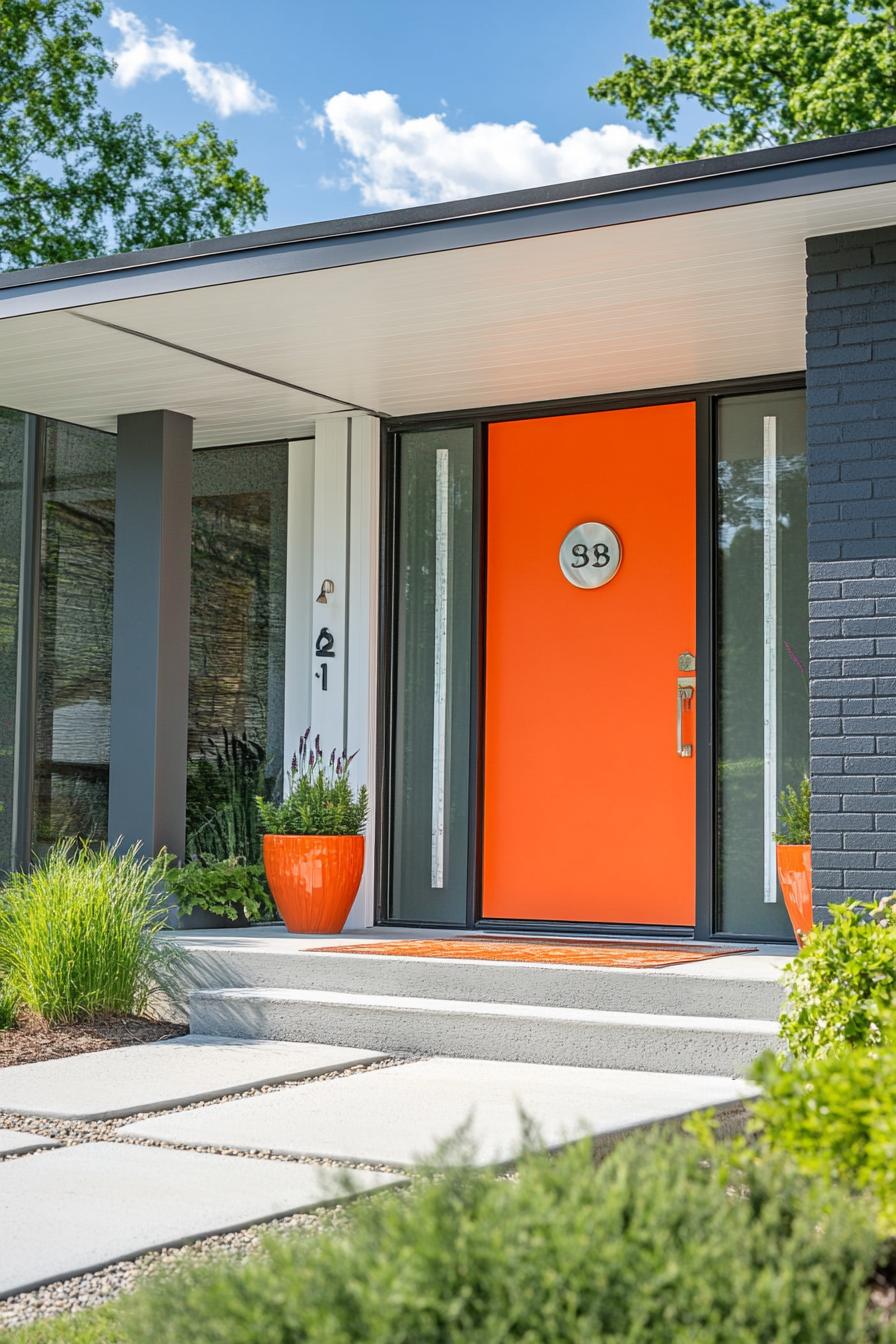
[{"left": 807, "top": 226, "right": 896, "bottom": 916}]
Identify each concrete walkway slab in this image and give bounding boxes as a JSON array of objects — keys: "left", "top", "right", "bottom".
[
  {"left": 123, "top": 1057, "right": 757, "bottom": 1169},
  {"left": 0, "top": 1130, "right": 59, "bottom": 1158},
  {"left": 0, "top": 1142, "right": 402, "bottom": 1298},
  {"left": 0, "top": 1037, "right": 383, "bottom": 1120}
]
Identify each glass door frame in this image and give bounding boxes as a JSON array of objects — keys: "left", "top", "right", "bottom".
[{"left": 376, "top": 371, "right": 806, "bottom": 941}]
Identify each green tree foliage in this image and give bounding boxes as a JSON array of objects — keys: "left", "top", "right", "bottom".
[
  {"left": 0, "top": 0, "right": 267, "bottom": 270},
  {"left": 590, "top": 0, "right": 896, "bottom": 167}
]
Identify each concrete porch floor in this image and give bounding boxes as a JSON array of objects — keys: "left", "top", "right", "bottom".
[{"left": 165, "top": 923, "right": 793, "bottom": 984}]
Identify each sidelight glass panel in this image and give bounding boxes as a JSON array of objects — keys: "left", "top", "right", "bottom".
[
  {"left": 32, "top": 422, "right": 116, "bottom": 848},
  {"left": 187, "top": 443, "right": 288, "bottom": 858},
  {"left": 389, "top": 428, "right": 474, "bottom": 923},
  {"left": 717, "top": 390, "right": 808, "bottom": 938},
  {"left": 0, "top": 410, "right": 27, "bottom": 869}
]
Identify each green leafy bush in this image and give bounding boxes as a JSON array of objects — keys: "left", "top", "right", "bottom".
[
  {"left": 121, "top": 1131, "right": 891, "bottom": 1344},
  {"left": 751, "top": 1040, "right": 896, "bottom": 1234},
  {"left": 0, "top": 840, "right": 180, "bottom": 1024},
  {"left": 773, "top": 774, "right": 811, "bottom": 844},
  {"left": 167, "top": 858, "right": 276, "bottom": 925},
  {"left": 186, "top": 730, "right": 270, "bottom": 864},
  {"left": 781, "top": 897, "right": 896, "bottom": 1057},
  {"left": 257, "top": 731, "right": 368, "bottom": 837}
]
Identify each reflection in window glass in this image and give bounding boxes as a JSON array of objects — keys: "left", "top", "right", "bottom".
[
  {"left": 717, "top": 391, "right": 808, "bottom": 938},
  {"left": 187, "top": 444, "right": 288, "bottom": 855},
  {"left": 32, "top": 422, "right": 116, "bottom": 847},
  {"left": 389, "top": 428, "right": 474, "bottom": 924},
  {"left": 0, "top": 410, "right": 27, "bottom": 869}
]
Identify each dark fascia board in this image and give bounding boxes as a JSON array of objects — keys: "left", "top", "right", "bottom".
[{"left": 4, "top": 124, "right": 896, "bottom": 319}]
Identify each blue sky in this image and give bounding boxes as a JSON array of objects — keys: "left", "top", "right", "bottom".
[{"left": 97, "top": 1, "right": 687, "bottom": 229}]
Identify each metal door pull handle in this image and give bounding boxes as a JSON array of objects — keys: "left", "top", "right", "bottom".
[{"left": 677, "top": 677, "right": 695, "bottom": 758}]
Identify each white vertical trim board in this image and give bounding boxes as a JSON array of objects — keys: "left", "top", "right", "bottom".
[
  {"left": 310, "top": 417, "right": 349, "bottom": 753},
  {"left": 345, "top": 413, "right": 380, "bottom": 928},
  {"left": 762, "top": 414, "right": 778, "bottom": 904},
  {"left": 282, "top": 439, "right": 315, "bottom": 776}
]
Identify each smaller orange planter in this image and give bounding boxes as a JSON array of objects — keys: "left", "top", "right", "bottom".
[
  {"left": 263, "top": 834, "right": 365, "bottom": 934},
  {"left": 776, "top": 844, "right": 813, "bottom": 947}
]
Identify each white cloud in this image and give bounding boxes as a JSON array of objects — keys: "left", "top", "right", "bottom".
[
  {"left": 108, "top": 8, "right": 275, "bottom": 117},
  {"left": 317, "top": 91, "right": 652, "bottom": 208}
]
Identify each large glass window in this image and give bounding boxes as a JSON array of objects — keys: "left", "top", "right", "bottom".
[
  {"left": 186, "top": 443, "right": 288, "bottom": 857},
  {"left": 32, "top": 421, "right": 115, "bottom": 849},
  {"left": 0, "top": 410, "right": 27, "bottom": 869},
  {"left": 387, "top": 428, "right": 475, "bottom": 924},
  {"left": 716, "top": 390, "right": 808, "bottom": 938}
]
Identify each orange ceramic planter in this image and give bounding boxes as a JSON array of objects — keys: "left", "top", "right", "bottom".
[
  {"left": 263, "top": 834, "right": 365, "bottom": 934},
  {"left": 776, "top": 844, "right": 813, "bottom": 947}
]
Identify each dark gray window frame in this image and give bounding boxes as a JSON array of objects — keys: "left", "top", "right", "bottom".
[{"left": 377, "top": 371, "right": 806, "bottom": 942}]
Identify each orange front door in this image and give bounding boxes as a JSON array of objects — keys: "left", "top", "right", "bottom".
[{"left": 482, "top": 404, "right": 697, "bottom": 926}]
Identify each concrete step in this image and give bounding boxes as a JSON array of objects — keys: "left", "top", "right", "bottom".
[
  {"left": 189, "top": 986, "right": 781, "bottom": 1077},
  {"left": 174, "top": 939, "right": 786, "bottom": 1022}
]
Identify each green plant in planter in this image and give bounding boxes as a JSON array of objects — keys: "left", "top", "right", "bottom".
[
  {"left": 773, "top": 775, "right": 811, "bottom": 844},
  {"left": 257, "top": 730, "right": 368, "bottom": 836},
  {"left": 167, "top": 857, "right": 276, "bottom": 925}
]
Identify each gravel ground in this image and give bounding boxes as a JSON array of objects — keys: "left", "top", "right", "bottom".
[{"left": 0, "top": 1053, "right": 421, "bottom": 1330}]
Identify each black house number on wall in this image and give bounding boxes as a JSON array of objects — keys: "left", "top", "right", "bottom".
[{"left": 315, "top": 626, "right": 335, "bottom": 692}]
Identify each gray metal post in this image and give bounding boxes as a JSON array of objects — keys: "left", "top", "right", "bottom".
[{"left": 107, "top": 410, "right": 193, "bottom": 859}]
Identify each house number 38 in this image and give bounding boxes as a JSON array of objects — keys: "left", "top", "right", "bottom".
[{"left": 559, "top": 523, "right": 622, "bottom": 590}]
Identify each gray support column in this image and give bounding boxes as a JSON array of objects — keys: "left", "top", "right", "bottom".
[
  {"left": 806, "top": 226, "right": 896, "bottom": 917},
  {"left": 107, "top": 411, "right": 193, "bottom": 859}
]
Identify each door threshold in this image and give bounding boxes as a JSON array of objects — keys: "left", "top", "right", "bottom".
[{"left": 475, "top": 919, "right": 696, "bottom": 943}]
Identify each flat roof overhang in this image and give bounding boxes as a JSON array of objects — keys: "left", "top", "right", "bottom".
[{"left": 1, "top": 127, "right": 896, "bottom": 447}]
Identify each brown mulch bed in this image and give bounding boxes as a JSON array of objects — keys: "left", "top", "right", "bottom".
[{"left": 0, "top": 1011, "right": 187, "bottom": 1068}]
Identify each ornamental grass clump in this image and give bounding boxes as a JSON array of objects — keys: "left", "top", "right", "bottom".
[
  {"left": 0, "top": 840, "right": 179, "bottom": 1024},
  {"left": 256, "top": 730, "right": 368, "bottom": 836}
]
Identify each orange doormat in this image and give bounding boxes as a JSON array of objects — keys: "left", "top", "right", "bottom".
[{"left": 309, "top": 938, "right": 756, "bottom": 970}]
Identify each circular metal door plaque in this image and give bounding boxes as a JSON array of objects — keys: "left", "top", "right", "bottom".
[{"left": 559, "top": 521, "right": 622, "bottom": 589}]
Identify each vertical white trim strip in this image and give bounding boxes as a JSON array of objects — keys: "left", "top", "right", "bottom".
[
  {"left": 763, "top": 414, "right": 778, "bottom": 903},
  {"left": 431, "top": 447, "right": 450, "bottom": 889},
  {"left": 345, "top": 413, "right": 379, "bottom": 928},
  {"left": 282, "top": 439, "right": 315, "bottom": 784},
  {"left": 310, "top": 418, "right": 349, "bottom": 751}
]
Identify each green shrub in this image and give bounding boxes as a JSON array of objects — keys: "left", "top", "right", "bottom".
[
  {"left": 121, "top": 1131, "right": 891, "bottom": 1344},
  {"left": 781, "top": 897, "right": 896, "bottom": 1057},
  {"left": 751, "top": 1041, "right": 896, "bottom": 1234},
  {"left": 257, "top": 731, "right": 367, "bottom": 837},
  {"left": 773, "top": 775, "right": 811, "bottom": 844},
  {"left": 167, "top": 857, "right": 276, "bottom": 924},
  {"left": 4, "top": 1302, "right": 122, "bottom": 1344},
  {"left": 0, "top": 840, "right": 180, "bottom": 1024}
]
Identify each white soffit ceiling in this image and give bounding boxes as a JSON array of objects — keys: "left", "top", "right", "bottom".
[{"left": 2, "top": 180, "right": 896, "bottom": 443}]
